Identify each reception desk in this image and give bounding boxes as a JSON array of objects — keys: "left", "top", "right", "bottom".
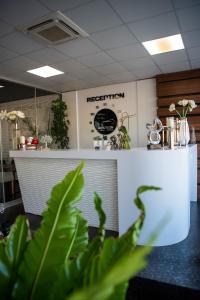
[{"left": 10, "top": 145, "right": 197, "bottom": 246}]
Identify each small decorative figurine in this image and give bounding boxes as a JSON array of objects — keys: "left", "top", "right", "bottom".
[
  {"left": 110, "top": 135, "right": 118, "bottom": 150},
  {"left": 146, "top": 118, "right": 163, "bottom": 150}
]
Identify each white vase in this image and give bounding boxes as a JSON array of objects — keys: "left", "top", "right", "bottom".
[{"left": 179, "top": 118, "right": 190, "bottom": 146}]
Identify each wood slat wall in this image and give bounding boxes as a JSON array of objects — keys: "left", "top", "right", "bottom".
[{"left": 156, "top": 69, "right": 200, "bottom": 201}]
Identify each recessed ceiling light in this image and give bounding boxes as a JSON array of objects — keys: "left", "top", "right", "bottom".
[
  {"left": 27, "top": 66, "right": 64, "bottom": 78},
  {"left": 142, "top": 34, "right": 184, "bottom": 55},
  {"left": 0, "top": 85, "right": 4, "bottom": 88}
]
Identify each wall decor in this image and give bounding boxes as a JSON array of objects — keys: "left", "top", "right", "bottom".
[
  {"left": 87, "top": 92, "right": 125, "bottom": 102},
  {"left": 94, "top": 108, "right": 118, "bottom": 135}
]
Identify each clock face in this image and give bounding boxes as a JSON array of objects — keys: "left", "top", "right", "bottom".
[{"left": 94, "top": 108, "right": 118, "bottom": 135}]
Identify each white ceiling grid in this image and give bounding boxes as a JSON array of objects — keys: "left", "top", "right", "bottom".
[{"left": 0, "top": 0, "right": 199, "bottom": 92}]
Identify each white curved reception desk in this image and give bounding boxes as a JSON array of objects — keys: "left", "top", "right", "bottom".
[{"left": 10, "top": 145, "right": 197, "bottom": 246}]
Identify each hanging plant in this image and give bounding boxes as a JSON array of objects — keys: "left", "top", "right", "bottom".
[{"left": 51, "top": 96, "right": 69, "bottom": 149}]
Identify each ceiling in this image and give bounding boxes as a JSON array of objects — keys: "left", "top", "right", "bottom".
[{"left": 0, "top": 0, "right": 200, "bottom": 94}]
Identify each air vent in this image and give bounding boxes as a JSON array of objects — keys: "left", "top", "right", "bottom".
[{"left": 18, "top": 11, "right": 89, "bottom": 45}]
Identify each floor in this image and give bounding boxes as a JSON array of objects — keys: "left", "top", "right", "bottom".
[{"left": 1, "top": 202, "right": 200, "bottom": 299}]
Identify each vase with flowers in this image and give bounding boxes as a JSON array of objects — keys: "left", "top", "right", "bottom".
[
  {"left": 169, "top": 99, "right": 197, "bottom": 146},
  {"left": 6, "top": 110, "right": 25, "bottom": 150}
]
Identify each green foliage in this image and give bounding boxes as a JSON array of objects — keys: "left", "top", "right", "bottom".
[
  {"left": 0, "top": 163, "right": 160, "bottom": 300},
  {"left": 51, "top": 96, "right": 69, "bottom": 149},
  {"left": 118, "top": 125, "right": 131, "bottom": 149}
]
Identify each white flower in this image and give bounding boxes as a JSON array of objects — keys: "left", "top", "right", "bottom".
[
  {"left": 188, "top": 100, "right": 197, "bottom": 109},
  {"left": 178, "top": 99, "right": 188, "bottom": 106},
  {"left": 0, "top": 110, "right": 7, "bottom": 120},
  {"left": 16, "top": 111, "right": 25, "bottom": 118},
  {"left": 6, "top": 110, "right": 25, "bottom": 121},
  {"left": 169, "top": 103, "right": 175, "bottom": 112}
]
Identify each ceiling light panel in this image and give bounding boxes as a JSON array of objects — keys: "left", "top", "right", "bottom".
[
  {"left": 27, "top": 66, "right": 64, "bottom": 78},
  {"left": 142, "top": 34, "right": 184, "bottom": 55}
]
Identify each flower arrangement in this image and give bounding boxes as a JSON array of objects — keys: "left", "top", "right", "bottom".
[
  {"left": 169, "top": 99, "right": 197, "bottom": 118},
  {"left": 0, "top": 110, "right": 25, "bottom": 122},
  {"left": 6, "top": 110, "right": 25, "bottom": 121}
]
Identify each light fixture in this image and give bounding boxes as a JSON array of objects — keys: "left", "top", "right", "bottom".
[
  {"left": 27, "top": 66, "right": 64, "bottom": 78},
  {"left": 142, "top": 34, "right": 184, "bottom": 55},
  {"left": 0, "top": 85, "right": 4, "bottom": 88}
]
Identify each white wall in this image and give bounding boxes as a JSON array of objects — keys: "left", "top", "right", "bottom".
[
  {"left": 63, "top": 78, "right": 157, "bottom": 148},
  {"left": 137, "top": 79, "right": 157, "bottom": 146}
]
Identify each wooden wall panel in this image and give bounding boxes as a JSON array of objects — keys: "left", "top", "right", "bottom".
[
  {"left": 157, "top": 69, "right": 200, "bottom": 201},
  {"left": 157, "top": 78, "right": 200, "bottom": 97}
]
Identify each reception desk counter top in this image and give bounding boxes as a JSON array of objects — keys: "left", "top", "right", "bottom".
[{"left": 10, "top": 145, "right": 197, "bottom": 246}]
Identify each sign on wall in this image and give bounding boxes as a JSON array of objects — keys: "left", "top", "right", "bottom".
[{"left": 87, "top": 92, "right": 125, "bottom": 102}]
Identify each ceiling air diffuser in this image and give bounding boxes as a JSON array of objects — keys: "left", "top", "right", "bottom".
[{"left": 18, "top": 11, "right": 89, "bottom": 45}]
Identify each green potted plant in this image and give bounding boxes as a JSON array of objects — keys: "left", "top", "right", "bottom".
[
  {"left": 51, "top": 96, "right": 69, "bottom": 149},
  {"left": 0, "top": 162, "right": 160, "bottom": 300}
]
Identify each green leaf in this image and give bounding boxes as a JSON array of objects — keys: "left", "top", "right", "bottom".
[
  {"left": 0, "top": 216, "right": 29, "bottom": 299},
  {"left": 49, "top": 192, "right": 106, "bottom": 300},
  {"left": 67, "top": 245, "right": 151, "bottom": 300},
  {"left": 0, "top": 241, "right": 11, "bottom": 298},
  {"left": 13, "top": 162, "right": 88, "bottom": 300},
  {"left": 5, "top": 216, "right": 29, "bottom": 270},
  {"left": 93, "top": 192, "right": 106, "bottom": 243},
  {"left": 79, "top": 185, "right": 160, "bottom": 300}
]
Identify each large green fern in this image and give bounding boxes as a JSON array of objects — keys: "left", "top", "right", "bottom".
[{"left": 0, "top": 162, "right": 160, "bottom": 300}]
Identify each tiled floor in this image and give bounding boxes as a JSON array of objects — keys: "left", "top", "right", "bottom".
[{"left": 1, "top": 202, "right": 200, "bottom": 299}]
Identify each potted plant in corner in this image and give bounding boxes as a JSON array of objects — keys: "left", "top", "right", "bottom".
[{"left": 51, "top": 96, "right": 70, "bottom": 149}]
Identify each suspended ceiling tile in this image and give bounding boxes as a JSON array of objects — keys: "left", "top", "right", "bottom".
[
  {"left": 108, "top": 0, "right": 173, "bottom": 23},
  {"left": 177, "top": 4, "right": 200, "bottom": 31},
  {"left": 39, "top": 0, "right": 91, "bottom": 11},
  {"left": 133, "top": 65, "right": 161, "bottom": 79},
  {"left": 128, "top": 12, "right": 180, "bottom": 42},
  {"left": 77, "top": 52, "right": 114, "bottom": 67},
  {"left": 152, "top": 49, "right": 187, "bottom": 65},
  {"left": 55, "top": 38, "right": 100, "bottom": 58},
  {"left": 0, "top": 19, "right": 14, "bottom": 37},
  {"left": 107, "top": 43, "right": 148, "bottom": 61},
  {"left": 88, "top": 74, "right": 112, "bottom": 84},
  {"left": 26, "top": 48, "right": 69, "bottom": 64},
  {"left": 93, "top": 62, "right": 127, "bottom": 75},
  {"left": 73, "top": 68, "right": 101, "bottom": 80},
  {"left": 0, "top": 32, "right": 44, "bottom": 54},
  {"left": 1, "top": 55, "right": 41, "bottom": 72},
  {"left": 107, "top": 71, "right": 137, "bottom": 81},
  {"left": 187, "top": 46, "right": 200, "bottom": 60},
  {"left": 182, "top": 29, "right": 200, "bottom": 48},
  {"left": 0, "top": 0, "right": 49, "bottom": 26},
  {"left": 53, "top": 59, "right": 87, "bottom": 73},
  {"left": 159, "top": 60, "right": 190, "bottom": 73},
  {"left": 190, "top": 58, "right": 200, "bottom": 68},
  {"left": 173, "top": 0, "right": 200, "bottom": 9},
  {"left": 0, "top": 46, "right": 19, "bottom": 62},
  {"left": 90, "top": 25, "right": 137, "bottom": 50},
  {"left": 64, "top": 0, "right": 122, "bottom": 34},
  {"left": 119, "top": 56, "right": 156, "bottom": 71}
]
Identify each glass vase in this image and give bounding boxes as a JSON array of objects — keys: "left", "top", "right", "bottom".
[
  {"left": 12, "top": 122, "right": 20, "bottom": 150},
  {"left": 179, "top": 117, "right": 190, "bottom": 146}
]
